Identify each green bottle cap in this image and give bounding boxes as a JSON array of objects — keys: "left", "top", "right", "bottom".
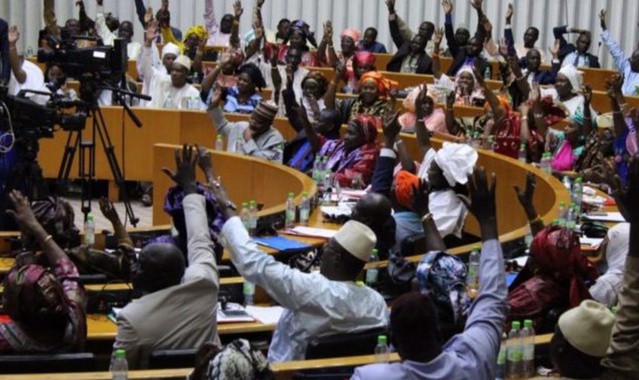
[
  {"left": 241, "top": 202, "right": 248, "bottom": 207},
  {"left": 512, "top": 321, "right": 521, "bottom": 330},
  {"left": 250, "top": 200, "right": 256, "bottom": 205},
  {"left": 87, "top": 214, "right": 93, "bottom": 221},
  {"left": 378, "top": 335, "right": 387, "bottom": 344},
  {"left": 115, "top": 349, "right": 126, "bottom": 359},
  {"left": 302, "top": 192, "right": 308, "bottom": 197},
  {"left": 288, "top": 192, "right": 294, "bottom": 198},
  {"left": 524, "top": 319, "right": 533, "bottom": 328}
]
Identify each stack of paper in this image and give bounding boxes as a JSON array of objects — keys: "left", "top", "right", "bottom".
[
  {"left": 245, "top": 305, "right": 284, "bottom": 325},
  {"left": 582, "top": 212, "right": 626, "bottom": 222},
  {"left": 284, "top": 226, "right": 337, "bottom": 239},
  {"left": 217, "top": 302, "right": 255, "bottom": 323}
]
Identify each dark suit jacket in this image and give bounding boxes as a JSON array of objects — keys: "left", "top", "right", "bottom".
[
  {"left": 553, "top": 25, "right": 600, "bottom": 68},
  {"left": 444, "top": 14, "right": 489, "bottom": 76},
  {"left": 386, "top": 17, "right": 433, "bottom": 74},
  {"left": 367, "top": 153, "right": 398, "bottom": 260}
]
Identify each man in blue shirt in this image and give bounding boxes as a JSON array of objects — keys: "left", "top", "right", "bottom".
[
  {"left": 352, "top": 167, "right": 508, "bottom": 380},
  {"left": 358, "top": 28, "right": 387, "bottom": 54},
  {"left": 599, "top": 9, "right": 639, "bottom": 96}
]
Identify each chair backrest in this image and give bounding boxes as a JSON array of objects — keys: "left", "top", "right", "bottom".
[
  {"left": 0, "top": 352, "right": 96, "bottom": 374},
  {"left": 305, "top": 327, "right": 388, "bottom": 360},
  {"left": 148, "top": 348, "right": 197, "bottom": 369},
  {"left": 400, "top": 232, "right": 427, "bottom": 257}
]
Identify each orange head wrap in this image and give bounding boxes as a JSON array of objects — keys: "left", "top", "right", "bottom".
[
  {"left": 394, "top": 170, "right": 420, "bottom": 210},
  {"left": 359, "top": 71, "right": 398, "bottom": 98}
]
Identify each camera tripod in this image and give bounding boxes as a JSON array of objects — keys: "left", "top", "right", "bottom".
[{"left": 57, "top": 83, "right": 147, "bottom": 226}]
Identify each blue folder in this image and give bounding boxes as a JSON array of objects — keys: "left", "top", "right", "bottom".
[{"left": 254, "top": 236, "right": 313, "bottom": 253}]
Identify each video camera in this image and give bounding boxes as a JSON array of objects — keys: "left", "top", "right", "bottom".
[
  {"left": 0, "top": 85, "right": 88, "bottom": 140},
  {"left": 37, "top": 36, "right": 127, "bottom": 104}
]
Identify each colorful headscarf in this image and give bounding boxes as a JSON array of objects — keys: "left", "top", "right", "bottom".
[
  {"left": 359, "top": 71, "right": 398, "bottom": 98},
  {"left": 184, "top": 25, "right": 208, "bottom": 42},
  {"left": 3, "top": 261, "right": 63, "bottom": 322},
  {"left": 301, "top": 71, "right": 329, "bottom": 98},
  {"left": 354, "top": 51, "right": 376, "bottom": 67},
  {"left": 341, "top": 29, "right": 361, "bottom": 43},
  {"left": 394, "top": 170, "right": 420, "bottom": 210},
  {"left": 530, "top": 225, "right": 599, "bottom": 308},
  {"left": 484, "top": 95, "right": 512, "bottom": 113},
  {"left": 353, "top": 114, "right": 381, "bottom": 143},
  {"left": 453, "top": 66, "right": 484, "bottom": 104},
  {"left": 291, "top": 20, "right": 311, "bottom": 40}
]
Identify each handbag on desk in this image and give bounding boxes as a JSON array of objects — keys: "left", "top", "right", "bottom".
[{"left": 494, "top": 113, "right": 521, "bottom": 159}]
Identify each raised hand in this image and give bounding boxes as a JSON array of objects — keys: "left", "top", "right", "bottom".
[
  {"left": 462, "top": 167, "right": 498, "bottom": 239},
  {"left": 8, "top": 25, "right": 19, "bottom": 45},
  {"left": 433, "top": 27, "right": 444, "bottom": 46},
  {"left": 145, "top": 18, "right": 159, "bottom": 43},
  {"left": 411, "top": 179, "right": 431, "bottom": 217},
  {"left": 606, "top": 73, "right": 624, "bottom": 93},
  {"left": 415, "top": 85, "right": 429, "bottom": 119},
  {"left": 196, "top": 145, "right": 215, "bottom": 181},
  {"left": 5, "top": 190, "right": 40, "bottom": 234},
  {"left": 608, "top": 156, "right": 639, "bottom": 223},
  {"left": 233, "top": 1, "right": 243, "bottom": 18},
  {"left": 498, "top": 38, "right": 509, "bottom": 58},
  {"left": 549, "top": 39, "right": 560, "bottom": 58},
  {"left": 382, "top": 110, "right": 401, "bottom": 143},
  {"left": 442, "top": 0, "right": 453, "bottom": 15},
  {"left": 162, "top": 145, "right": 198, "bottom": 194},
  {"left": 386, "top": 0, "right": 396, "bottom": 14},
  {"left": 323, "top": 21, "right": 333, "bottom": 43},
  {"left": 505, "top": 3, "right": 513, "bottom": 22},
  {"left": 210, "top": 87, "right": 223, "bottom": 108},
  {"left": 599, "top": 9, "right": 607, "bottom": 30},
  {"left": 257, "top": 0, "right": 265, "bottom": 7},
  {"left": 470, "top": 0, "right": 483, "bottom": 11},
  {"left": 334, "top": 61, "right": 346, "bottom": 79},
  {"left": 518, "top": 101, "right": 531, "bottom": 118},
  {"left": 513, "top": 172, "right": 537, "bottom": 217},
  {"left": 472, "top": 66, "right": 486, "bottom": 87},
  {"left": 530, "top": 81, "right": 541, "bottom": 103},
  {"left": 99, "top": 197, "right": 120, "bottom": 223},
  {"left": 144, "top": 7, "right": 154, "bottom": 26}
]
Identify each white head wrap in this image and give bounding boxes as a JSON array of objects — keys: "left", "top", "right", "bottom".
[
  {"left": 161, "top": 42, "right": 180, "bottom": 59},
  {"left": 173, "top": 55, "right": 192, "bottom": 71},
  {"left": 558, "top": 65, "right": 584, "bottom": 94},
  {"left": 434, "top": 142, "right": 478, "bottom": 187}
]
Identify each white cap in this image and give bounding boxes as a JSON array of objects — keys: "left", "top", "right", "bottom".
[
  {"left": 558, "top": 300, "right": 615, "bottom": 357},
  {"left": 332, "top": 220, "right": 377, "bottom": 262},
  {"left": 173, "top": 55, "right": 192, "bottom": 71},
  {"left": 161, "top": 42, "right": 180, "bottom": 59}
]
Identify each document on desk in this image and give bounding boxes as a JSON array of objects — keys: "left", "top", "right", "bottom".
[
  {"left": 582, "top": 212, "right": 626, "bottom": 222},
  {"left": 217, "top": 302, "right": 255, "bottom": 323},
  {"left": 284, "top": 226, "right": 337, "bottom": 239},
  {"left": 245, "top": 305, "right": 284, "bottom": 325}
]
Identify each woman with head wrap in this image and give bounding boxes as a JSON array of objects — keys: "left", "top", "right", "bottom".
[
  {"left": 0, "top": 191, "right": 87, "bottom": 354},
  {"left": 589, "top": 223, "right": 630, "bottom": 308},
  {"left": 275, "top": 21, "right": 318, "bottom": 67},
  {"left": 317, "top": 23, "right": 360, "bottom": 78},
  {"left": 344, "top": 51, "right": 377, "bottom": 93},
  {"left": 508, "top": 225, "right": 599, "bottom": 332},
  {"left": 540, "top": 65, "right": 597, "bottom": 118},
  {"left": 326, "top": 69, "right": 396, "bottom": 123},
  {"left": 301, "top": 111, "right": 381, "bottom": 187},
  {"left": 398, "top": 85, "right": 448, "bottom": 134},
  {"left": 221, "top": 63, "right": 266, "bottom": 114}
]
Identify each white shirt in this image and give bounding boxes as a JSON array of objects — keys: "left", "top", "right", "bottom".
[
  {"left": 271, "top": 66, "right": 309, "bottom": 117},
  {"left": 220, "top": 217, "right": 389, "bottom": 362},
  {"left": 9, "top": 59, "right": 46, "bottom": 104},
  {"left": 139, "top": 46, "right": 203, "bottom": 110},
  {"left": 95, "top": 6, "right": 141, "bottom": 60},
  {"left": 418, "top": 148, "right": 468, "bottom": 238}
]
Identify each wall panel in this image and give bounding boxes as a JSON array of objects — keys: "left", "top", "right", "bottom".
[{"left": 1, "top": 0, "right": 638, "bottom": 70}]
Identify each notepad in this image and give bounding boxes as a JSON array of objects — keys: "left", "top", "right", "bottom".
[
  {"left": 245, "top": 305, "right": 284, "bottom": 324},
  {"left": 217, "top": 302, "right": 255, "bottom": 323},
  {"left": 254, "top": 236, "right": 313, "bottom": 252},
  {"left": 284, "top": 226, "right": 337, "bottom": 239}
]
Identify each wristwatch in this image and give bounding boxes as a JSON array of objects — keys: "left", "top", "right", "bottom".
[{"left": 224, "top": 200, "right": 238, "bottom": 211}]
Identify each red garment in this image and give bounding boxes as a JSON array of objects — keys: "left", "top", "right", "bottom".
[
  {"left": 394, "top": 170, "right": 419, "bottom": 210},
  {"left": 276, "top": 44, "right": 318, "bottom": 67}
]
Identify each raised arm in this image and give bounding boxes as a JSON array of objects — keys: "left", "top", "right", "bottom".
[
  {"left": 135, "top": 0, "right": 147, "bottom": 28},
  {"left": 432, "top": 26, "right": 444, "bottom": 79},
  {"left": 580, "top": 85, "right": 594, "bottom": 136},
  {"left": 414, "top": 86, "right": 433, "bottom": 155},
  {"left": 293, "top": 97, "right": 322, "bottom": 153},
  {"left": 470, "top": 0, "right": 488, "bottom": 42},
  {"left": 606, "top": 74, "right": 627, "bottom": 138},
  {"left": 44, "top": 0, "right": 61, "bottom": 38},
  {"left": 324, "top": 62, "right": 345, "bottom": 110},
  {"left": 7, "top": 26, "right": 26, "bottom": 84},
  {"left": 599, "top": 10, "right": 630, "bottom": 73},
  {"left": 140, "top": 19, "right": 159, "bottom": 82},
  {"left": 474, "top": 66, "right": 506, "bottom": 122},
  {"left": 77, "top": 1, "right": 95, "bottom": 35},
  {"left": 412, "top": 179, "right": 446, "bottom": 252},
  {"left": 204, "top": 0, "right": 219, "bottom": 38},
  {"left": 95, "top": 0, "right": 117, "bottom": 46},
  {"left": 317, "top": 21, "right": 337, "bottom": 67},
  {"left": 99, "top": 198, "right": 133, "bottom": 248},
  {"left": 229, "top": 0, "right": 242, "bottom": 48},
  {"left": 442, "top": 0, "right": 458, "bottom": 57},
  {"left": 514, "top": 172, "right": 544, "bottom": 236}
]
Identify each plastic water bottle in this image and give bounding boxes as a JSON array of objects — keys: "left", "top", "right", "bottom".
[
  {"left": 518, "top": 143, "right": 527, "bottom": 163},
  {"left": 524, "top": 224, "right": 533, "bottom": 249},
  {"left": 243, "top": 281, "right": 255, "bottom": 306},
  {"left": 566, "top": 203, "right": 576, "bottom": 229},
  {"left": 110, "top": 349, "right": 128, "bottom": 380},
  {"left": 215, "top": 135, "right": 224, "bottom": 151},
  {"left": 540, "top": 153, "right": 552, "bottom": 174},
  {"left": 274, "top": 142, "right": 285, "bottom": 164},
  {"left": 26, "top": 46, "right": 34, "bottom": 58},
  {"left": 240, "top": 202, "right": 250, "bottom": 230},
  {"left": 521, "top": 319, "right": 536, "bottom": 378},
  {"left": 558, "top": 201, "right": 567, "bottom": 223},
  {"left": 466, "top": 245, "right": 480, "bottom": 299},
  {"left": 496, "top": 331, "right": 507, "bottom": 380},
  {"left": 486, "top": 136, "right": 495, "bottom": 151},
  {"left": 248, "top": 200, "right": 257, "bottom": 236},
  {"left": 321, "top": 156, "right": 329, "bottom": 178},
  {"left": 299, "top": 192, "right": 310, "bottom": 226},
  {"left": 312, "top": 156, "right": 321, "bottom": 183},
  {"left": 562, "top": 176, "right": 572, "bottom": 191},
  {"left": 374, "top": 335, "right": 390, "bottom": 363},
  {"left": 571, "top": 177, "right": 583, "bottom": 219},
  {"left": 285, "top": 192, "right": 296, "bottom": 229},
  {"left": 484, "top": 66, "right": 491, "bottom": 80},
  {"left": 234, "top": 136, "right": 244, "bottom": 153},
  {"left": 163, "top": 95, "right": 173, "bottom": 108},
  {"left": 506, "top": 321, "right": 523, "bottom": 379},
  {"left": 365, "top": 249, "right": 379, "bottom": 286},
  {"left": 84, "top": 213, "right": 95, "bottom": 246}
]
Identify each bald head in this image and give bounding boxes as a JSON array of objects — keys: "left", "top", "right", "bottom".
[
  {"left": 351, "top": 193, "right": 392, "bottom": 228},
  {"left": 132, "top": 243, "right": 185, "bottom": 293}
]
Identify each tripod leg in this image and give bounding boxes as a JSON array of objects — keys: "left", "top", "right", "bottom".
[
  {"left": 57, "top": 131, "right": 80, "bottom": 193},
  {"left": 93, "top": 108, "right": 139, "bottom": 227}
]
